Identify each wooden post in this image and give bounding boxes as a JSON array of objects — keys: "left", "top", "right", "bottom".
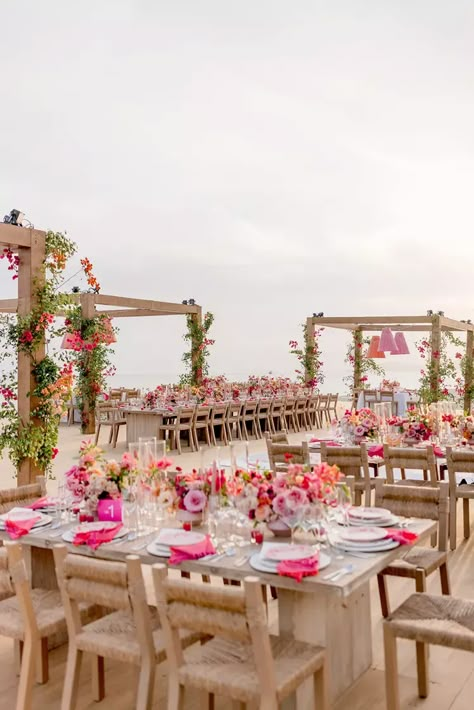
[
  {"left": 353, "top": 328, "right": 363, "bottom": 409},
  {"left": 430, "top": 315, "right": 441, "bottom": 403},
  {"left": 464, "top": 330, "right": 473, "bottom": 414},
  {"left": 190, "top": 306, "right": 203, "bottom": 387},
  {"left": 17, "top": 232, "right": 46, "bottom": 484},
  {"left": 305, "top": 317, "right": 315, "bottom": 385},
  {"left": 80, "top": 293, "right": 96, "bottom": 435}
]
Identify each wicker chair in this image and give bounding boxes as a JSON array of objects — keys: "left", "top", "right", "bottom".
[
  {"left": 0, "top": 542, "right": 101, "bottom": 710},
  {"left": 318, "top": 394, "right": 331, "bottom": 426},
  {"left": 94, "top": 404, "right": 126, "bottom": 448},
  {"left": 264, "top": 430, "right": 289, "bottom": 445},
  {"left": 0, "top": 477, "right": 46, "bottom": 515},
  {"left": 306, "top": 395, "right": 319, "bottom": 429},
  {"left": 53, "top": 547, "right": 201, "bottom": 709},
  {"left": 320, "top": 443, "right": 375, "bottom": 506},
  {"left": 294, "top": 397, "right": 310, "bottom": 431},
  {"left": 256, "top": 398, "right": 272, "bottom": 438},
  {"left": 383, "top": 593, "right": 474, "bottom": 709},
  {"left": 282, "top": 398, "right": 298, "bottom": 432},
  {"left": 383, "top": 444, "right": 438, "bottom": 484},
  {"left": 158, "top": 406, "right": 196, "bottom": 454},
  {"left": 152, "top": 565, "right": 328, "bottom": 710},
  {"left": 209, "top": 403, "right": 228, "bottom": 446},
  {"left": 328, "top": 393, "right": 339, "bottom": 421},
  {"left": 269, "top": 398, "right": 285, "bottom": 434},
  {"left": 266, "top": 440, "right": 310, "bottom": 473},
  {"left": 446, "top": 446, "right": 474, "bottom": 549},
  {"left": 374, "top": 479, "right": 450, "bottom": 618}
]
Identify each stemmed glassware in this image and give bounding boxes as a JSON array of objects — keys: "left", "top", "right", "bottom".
[{"left": 337, "top": 485, "right": 352, "bottom": 527}]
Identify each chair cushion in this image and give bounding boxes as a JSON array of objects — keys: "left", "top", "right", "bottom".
[
  {"left": 383, "top": 549, "right": 447, "bottom": 577},
  {"left": 178, "top": 634, "right": 325, "bottom": 703},
  {"left": 76, "top": 607, "right": 201, "bottom": 665},
  {"left": 387, "top": 593, "right": 474, "bottom": 652}
]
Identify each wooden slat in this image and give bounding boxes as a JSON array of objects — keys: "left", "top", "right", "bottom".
[
  {"left": 95, "top": 309, "right": 183, "bottom": 318},
  {"left": 439, "top": 316, "right": 474, "bottom": 332},
  {"left": 94, "top": 294, "right": 200, "bottom": 314},
  {"left": 0, "top": 223, "right": 40, "bottom": 249},
  {"left": 310, "top": 315, "right": 433, "bottom": 326},
  {"left": 0, "top": 298, "right": 18, "bottom": 312}
]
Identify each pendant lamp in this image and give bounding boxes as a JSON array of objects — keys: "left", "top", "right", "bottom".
[
  {"left": 393, "top": 331, "right": 410, "bottom": 355},
  {"left": 379, "top": 327, "right": 397, "bottom": 353},
  {"left": 366, "top": 335, "right": 385, "bottom": 359}
]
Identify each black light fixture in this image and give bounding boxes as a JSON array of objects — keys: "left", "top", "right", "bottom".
[
  {"left": 427, "top": 309, "right": 433, "bottom": 316},
  {"left": 3, "top": 209, "right": 24, "bottom": 226},
  {"left": 182, "top": 300, "right": 188, "bottom": 305},
  {"left": 188, "top": 298, "right": 195, "bottom": 305},
  {"left": 312, "top": 312, "right": 324, "bottom": 318}
]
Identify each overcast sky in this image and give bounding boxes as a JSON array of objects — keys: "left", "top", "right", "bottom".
[{"left": 2, "top": 1, "right": 474, "bottom": 392}]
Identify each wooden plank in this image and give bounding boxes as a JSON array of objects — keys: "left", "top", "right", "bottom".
[
  {"left": 439, "top": 316, "right": 474, "bottom": 332},
  {"left": 361, "top": 325, "right": 431, "bottom": 332},
  {"left": 0, "top": 298, "right": 19, "bottom": 311},
  {"left": 311, "top": 315, "right": 433, "bottom": 326},
  {"left": 430, "top": 315, "right": 441, "bottom": 403},
  {"left": 94, "top": 294, "right": 200, "bottom": 314},
  {"left": 80, "top": 293, "right": 96, "bottom": 435},
  {"left": 464, "top": 330, "right": 473, "bottom": 413},
  {"left": 94, "top": 308, "right": 182, "bottom": 318},
  {"left": 0, "top": 223, "right": 38, "bottom": 248}
]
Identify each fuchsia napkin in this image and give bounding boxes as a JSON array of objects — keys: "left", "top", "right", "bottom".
[
  {"left": 27, "top": 496, "right": 56, "bottom": 510},
  {"left": 276, "top": 555, "right": 319, "bottom": 583},
  {"left": 433, "top": 446, "right": 444, "bottom": 458},
  {"left": 169, "top": 536, "right": 216, "bottom": 565},
  {"left": 5, "top": 516, "right": 41, "bottom": 539},
  {"left": 384, "top": 528, "right": 418, "bottom": 545},
  {"left": 310, "top": 438, "right": 341, "bottom": 447},
  {"left": 367, "top": 444, "right": 384, "bottom": 457},
  {"left": 73, "top": 523, "right": 123, "bottom": 550}
]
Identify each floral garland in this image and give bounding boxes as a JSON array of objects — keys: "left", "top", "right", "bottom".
[
  {"left": 180, "top": 311, "right": 214, "bottom": 387},
  {"left": 289, "top": 324, "right": 324, "bottom": 389},
  {"left": 343, "top": 330, "right": 385, "bottom": 398},
  {"left": 416, "top": 331, "right": 463, "bottom": 404}
]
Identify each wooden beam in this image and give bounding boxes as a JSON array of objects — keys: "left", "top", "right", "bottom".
[
  {"left": 310, "top": 315, "right": 433, "bottom": 326},
  {"left": 430, "top": 315, "right": 441, "bottom": 404},
  {"left": 464, "top": 330, "right": 473, "bottom": 414},
  {"left": 361, "top": 325, "right": 432, "bottom": 332},
  {"left": 439, "top": 316, "right": 474, "bottom": 333},
  {"left": 0, "top": 224, "right": 47, "bottom": 249},
  {"left": 0, "top": 298, "right": 18, "bottom": 313},
  {"left": 95, "top": 309, "right": 183, "bottom": 318},
  {"left": 94, "top": 294, "right": 200, "bottom": 314},
  {"left": 79, "top": 293, "right": 97, "bottom": 435},
  {"left": 305, "top": 317, "right": 315, "bottom": 384}
]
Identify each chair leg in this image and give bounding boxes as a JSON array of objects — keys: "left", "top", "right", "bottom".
[
  {"left": 16, "top": 637, "right": 36, "bottom": 710},
  {"left": 108, "top": 426, "right": 114, "bottom": 444},
  {"left": 383, "top": 624, "right": 400, "bottom": 710},
  {"left": 416, "top": 640, "right": 429, "bottom": 698},
  {"left": 61, "top": 646, "right": 83, "bottom": 710},
  {"left": 439, "top": 562, "right": 451, "bottom": 595},
  {"left": 136, "top": 660, "right": 155, "bottom": 710},
  {"left": 377, "top": 573, "right": 391, "bottom": 618},
  {"left": 94, "top": 423, "right": 101, "bottom": 446},
  {"left": 91, "top": 655, "right": 105, "bottom": 702},
  {"left": 313, "top": 663, "right": 329, "bottom": 710},
  {"left": 463, "top": 497, "right": 471, "bottom": 539},
  {"left": 36, "top": 637, "right": 49, "bottom": 684},
  {"left": 112, "top": 424, "right": 119, "bottom": 448},
  {"left": 14, "top": 639, "right": 23, "bottom": 675},
  {"left": 415, "top": 568, "right": 426, "bottom": 593},
  {"left": 208, "top": 693, "right": 215, "bottom": 710},
  {"left": 450, "top": 496, "right": 457, "bottom": 550},
  {"left": 167, "top": 680, "right": 185, "bottom": 710},
  {"left": 176, "top": 430, "right": 182, "bottom": 455}
]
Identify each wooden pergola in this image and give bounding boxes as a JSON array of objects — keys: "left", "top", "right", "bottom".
[
  {"left": 0, "top": 224, "right": 202, "bottom": 483},
  {"left": 305, "top": 314, "right": 474, "bottom": 412}
]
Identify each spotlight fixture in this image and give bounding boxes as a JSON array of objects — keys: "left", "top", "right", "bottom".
[
  {"left": 312, "top": 312, "right": 324, "bottom": 318},
  {"left": 182, "top": 300, "right": 188, "bottom": 305},
  {"left": 3, "top": 209, "right": 24, "bottom": 226},
  {"left": 426, "top": 310, "right": 433, "bottom": 316},
  {"left": 188, "top": 298, "right": 195, "bottom": 305}
]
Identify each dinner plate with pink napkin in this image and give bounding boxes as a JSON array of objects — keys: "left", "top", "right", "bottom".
[
  {"left": 62, "top": 521, "right": 128, "bottom": 547},
  {"left": 0, "top": 507, "right": 52, "bottom": 530},
  {"left": 339, "top": 527, "right": 388, "bottom": 543},
  {"left": 146, "top": 528, "right": 208, "bottom": 559},
  {"left": 249, "top": 541, "right": 331, "bottom": 577}
]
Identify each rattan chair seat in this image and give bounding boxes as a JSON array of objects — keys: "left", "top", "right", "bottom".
[
  {"left": 178, "top": 635, "right": 325, "bottom": 703},
  {"left": 387, "top": 593, "right": 474, "bottom": 652},
  {"left": 76, "top": 607, "right": 201, "bottom": 665},
  {"left": 383, "top": 549, "right": 448, "bottom": 578}
]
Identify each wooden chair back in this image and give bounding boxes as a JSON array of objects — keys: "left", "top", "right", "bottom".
[
  {"left": 270, "top": 399, "right": 284, "bottom": 416},
  {"left": 152, "top": 565, "right": 277, "bottom": 694},
  {"left": 374, "top": 479, "right": 449, "bottom": 551},
  {"left": 175, "top": 407, "right": 195, "bottom": 427},
  {"left": 0, "top": 477, "right": 46, "bottom": 514},
  {"left": 194, "top": 406, "right": 211, "bottom": 426},
  {"left": 242, "top": 400, "right": 258, "bottom": 417},
  {"left": 328, "top": 393, "right": 338, "bottom": 411},
  {"left": 362, "top": 390, "right": 378, "bottom": 409},
  {"left": 383, "top": 445, "right": 438, "bottom": 484},
  {"left": 264, "top": 430, "right": 289, "bottom": 445},
  {"left": 95, "top": 403, "right": 122, "bottom": 423},
  {"left": 295, "top": 398, "right": 307, "bottom": 415},
  {"left": 210, "top": 403, "right": 228, "bottom": 426},
  {"left": 256, "top": 399, "right": 271, "bottom": 417},
  {"left": 266, "top": 440, "right": 310, "bottom": 471},
  {"left": 320, "top": 443, "right": 371, "bottom": 488},
  {"left": 54, "top": 547, "right": 155, "bottom": 659},
  {"left": 283, "top": 398, "right": 296, "bottom": 415},
  {"left": 446, "top": 446, "right": 474, "bottom": 476}
]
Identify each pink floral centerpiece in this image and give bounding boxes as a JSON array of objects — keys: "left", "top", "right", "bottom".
[
  {"left": 173, "top": 468, "right": 227, "bottom": 522},
  {"left": 340, "top": 408, "right": 379, "bottom": 442},
  {"left": 381, "top": 379, "right": 400, "bottom": 391},
  {"left": 387, "top": 409, "right": 434, "bottom": 443}
]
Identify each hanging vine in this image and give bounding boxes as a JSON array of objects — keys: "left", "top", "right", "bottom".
[
  {"left": 343, "top": 330, "right": 385, "bottom": 399},
  {"left": 180, "top": 312, "right": 214, "bottom": 387},
  {"left": 289, "top": 324, "right": 324, "bottom": 389},
  {"left": 416, "top": 331, "right": 463, "bottom": 404}
]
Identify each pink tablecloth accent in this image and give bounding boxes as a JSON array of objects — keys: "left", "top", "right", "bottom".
[
  {"left": 384, "top": 528, "right": 418, "bottom": 545},
  {"left": 169, "top": 536, "right": 216, "bottom": 565},
  {"left": 27, "top": 496, "right": 56, "bottom": 510},
  {"left": 367, "top": 444, "right": 384, "bottom": 457},
  {"left": 73, "top": 523, "right": 123, "bottom": 550},
  {"left": 276, "top": 555, "right": 319, "bottom": 583},
  {"left": 5, "top": 516, "right": 41, "bottom": 539},
  {"left": 310, "top": 439, "right": 341, "bottom": 447}
]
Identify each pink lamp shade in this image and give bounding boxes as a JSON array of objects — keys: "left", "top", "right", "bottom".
[
  {"left": 61, "top": 332, "right": 77, "bottom": 350},
  {"left": 393, "top": 332, "right": 410, "bottom": 355},
  {"left": 379, "top": 327, "right": 397, "bottom": 353},
  {"left": 366, "top": 335, "right": 386, "bottom": 359}
]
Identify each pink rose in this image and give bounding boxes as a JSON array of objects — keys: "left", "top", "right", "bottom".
[
  {"left": 183, "top": 489, "right": 207, "bottom": 513},
  {"left": 272, "top": 492, "right": 290, "bottom": 517},
  {"left": 286, "top": 487, "right": 308, "bottom": 511}
]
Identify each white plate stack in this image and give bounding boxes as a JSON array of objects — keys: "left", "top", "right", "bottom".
[
  {"left": 347, "top": 507, "right": 399, "bottom": 527},
  {"left": 333, "top": 525, "right": 399, "bottom": 553},
  {"left": 146, "top": 528, "right": 207, "bottom": 558},
  {"left": 249, "top": 542, "right": 331, "bottom": 574},
  {"left": 62, "top": 521, "right": 129, "bottom": 543}
]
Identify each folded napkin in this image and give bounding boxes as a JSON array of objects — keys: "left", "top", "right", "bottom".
[
  {"left": 384, "top": 528, "right": 418, "bottom": 545},
  {"left": 27, "top": 496, "right": 56, "bottom": 510},
  {"left": 276, "top": 555, "right": 319, "bottom": 583},
  {"left": 433, "top": 445, "right": 444, "bottom": 458},
  {"left": 310, "top": 438, "right": 341, "bottom": 447},
  {"left": 368, "top": 444, "right": 384, "bottom": 457},
  {"left": 5, "top": 516, "right": 41, "bottom": 539},
  {"left": 169, "top": 536, "right": 216, "bottom": 565},
  {"left": 73, "top": 523, "right": 123, "bottom": 550}
]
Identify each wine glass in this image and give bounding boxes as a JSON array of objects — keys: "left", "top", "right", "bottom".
[
  {"left": 337, "top": 484, "right": 352, "bottom": 527},
  {"left": 281, "top": 507, "right": 305, "bottom": 544}
]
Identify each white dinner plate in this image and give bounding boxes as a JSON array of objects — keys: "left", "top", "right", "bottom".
[
  {"left": 261, "top": 542, "right": 316, "bottom": 562},
  {"left": 249, "top": 551, "right": 331, "bottom": 574},
  {"left": 348, "top": 507, "right": 391, "bottom": 521},
  {"left": 333, "top": 538, "right": 400, "bottom": 553},
  {"left": 340, "top": 527, "right": 388, "bottom": 543},
  {"left": 0, "top": 508, "right": 52, "bottom": 529},
  {"left": 146, "top": 543, "right": 171, "bottom": 558},
  {"left": 155, "top": 528, "right": 206, "bottom": 547}
]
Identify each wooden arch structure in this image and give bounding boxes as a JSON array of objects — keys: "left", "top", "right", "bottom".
[
  {"left": 306, "top": 314, "right": 474, "bottom": 412},
  {"left": 0, "top": 224, "right": 202, "bottom": 483}
]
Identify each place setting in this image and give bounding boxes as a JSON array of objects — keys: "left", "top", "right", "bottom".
[
  {"left": 61, "top": 521, "right": 130, "bottom": 550},
  {"left": 146, "top": 527, "right": 216, "bottom": 563},
  {"left": 249, "top": 541, "right": 331, "bottom": 582},
  {"left": 0, "top": 507, "right": 53, "bottom": 538}
]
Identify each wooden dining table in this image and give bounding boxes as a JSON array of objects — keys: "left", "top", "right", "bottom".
[
  {"left": 1, "top": 516, "right": 437, "bottom": 706},
  {"left": 122, "top": 407, "right": 171, "bottom": 444}
]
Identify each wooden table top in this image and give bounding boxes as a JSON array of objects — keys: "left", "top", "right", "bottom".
[{"left": 2, "top": 517, "right": 437, "bottom": 599}]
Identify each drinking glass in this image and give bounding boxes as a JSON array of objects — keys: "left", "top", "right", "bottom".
[
  {"left": 337, "top": 485, "right": 352, "bottom": 527},
  {"left": 281, "top": 507, "right": 305, "bottom": 544}
]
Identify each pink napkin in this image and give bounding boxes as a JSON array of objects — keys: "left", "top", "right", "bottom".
[
  {"left": 384, "top": 528, "right": 418, "bottom": 545},
  {"left": 310, "top": 438, "right": 341, "bottom": 447},
  {"left": 169, "top": 536, "right": 216, "bottom": 565},
  {"left": 27, "top": 496, "right": 56, "bottom": 510},
  {"left": 5, "top": 516, "right": 41, "bottom": 539},
  {"left": 433, "top": 446, "right": 444, "bottom": 458},
  {"left": 368, "top": 444, "right": 384, "bottom": 457},
  {"left": 73, "top": 523, "right": 123, "bottom": 550},
  {"left": 277, "top": 555, "right": 319, "bottom": 583}
]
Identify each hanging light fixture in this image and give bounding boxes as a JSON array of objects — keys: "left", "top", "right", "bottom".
[
  {"left": 366, "top": 335, "right": 385, "bottom": 358},
  {"left": 393, "top": 332, "right": 410, "bottom": 355},
  {"left": 379, "top": 327, "right": 397, "bottom": 353}
]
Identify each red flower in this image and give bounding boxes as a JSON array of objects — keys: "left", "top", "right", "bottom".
[
  {"left": 20, "top": 331, "right": 34, "bottom": 343},
  {"left": 284, "top": 453, "right": 294, "bottom": 461},
  {"left": 52, "top": 448, "right": 59, "bottom": 459}
]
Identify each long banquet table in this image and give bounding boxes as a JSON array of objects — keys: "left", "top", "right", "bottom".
[{"left": 2, "top": 517, "right": 437, "bottom": 706}]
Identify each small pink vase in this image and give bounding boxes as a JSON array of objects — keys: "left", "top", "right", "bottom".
[{"left": 97, "top": 497, "right": 122, "bottom": 522}]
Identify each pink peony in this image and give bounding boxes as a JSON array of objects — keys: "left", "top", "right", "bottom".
[
  {"left": 183, "top": 489, "right": 207, "bottom": 513},
  {"left": 286, "top": 487, "right": 308, "bottom": 511},
  {"left": 272, "top": 492, "right": 290, "bottom": 517}
]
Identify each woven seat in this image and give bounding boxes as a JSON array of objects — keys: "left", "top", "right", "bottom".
[
  {"left": 152, "top": 566, "right": 328, "bottom": 710},
  {"left": 0, "top": 589, "right": 78, "bottom": 640},
  {"left": 446, "top": 446, "right": 474, "bottom": 549},
  {"left": 383, "top": 593, "right": 474, "bottom": 709},
  {"left": 375, "top": 480, "right": 450, "bottom": 618},
  {"left": 0, "top": 477, "right": 46, "bottom": 514},
  {"left": 54, "top": 548, "right": 202, "bottom": 709},
  {"left": 265, "top": 439, "right": 310, "bottom": 473}
]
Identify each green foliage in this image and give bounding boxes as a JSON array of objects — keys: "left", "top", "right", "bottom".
[
  {"left": 289, "top": 325, "right": 324, "bottom": 389},
  {"left": 180, "top": 312, "right": 215, "bottom": 386},
  {"left": 343, "top": 330, "right": 385, "bottom": 398}
]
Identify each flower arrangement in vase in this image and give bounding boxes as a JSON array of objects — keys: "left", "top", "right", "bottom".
[
  {"left": 387, "top": 409, "right": 434, "bottom": 444},
  {"left": 340, "top": 408, "right": 379, "bottom": 443},
  {"left": 173, "top": 468, "right": 227, "bottom": 522},
  {"left": 381, "top": 379, "right": 400, "bottom": 391}
]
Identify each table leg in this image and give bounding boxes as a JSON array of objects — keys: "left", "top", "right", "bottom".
[{"left": 279, "top": 583, "right": 372, "bottom": 708}]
